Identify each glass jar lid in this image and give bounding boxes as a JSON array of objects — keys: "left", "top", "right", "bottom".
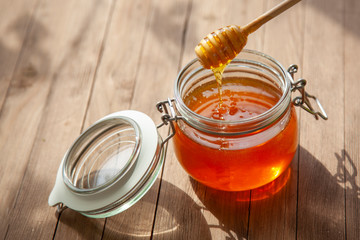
[{"left": 48, "top": 110, "right": 164, "bottom": 218}]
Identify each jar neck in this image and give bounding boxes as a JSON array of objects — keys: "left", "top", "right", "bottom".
[{"left": 174, "top": 49, "right": 292, "bottom": 135}]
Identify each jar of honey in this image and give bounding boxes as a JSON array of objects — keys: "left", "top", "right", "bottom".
[
  {"left": 168, "top": 49, "right": 322, "bottom": 191},
  {"left": 49, "top": 49, "right": 326, "bottom": 217}
]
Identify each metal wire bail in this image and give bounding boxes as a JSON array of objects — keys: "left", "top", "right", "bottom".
[
  {"left": 156, "top": 98, "right": 182, "bottom": 145},
  {"left": 287, "top": 65, "right": 328, "bottom": 120}
]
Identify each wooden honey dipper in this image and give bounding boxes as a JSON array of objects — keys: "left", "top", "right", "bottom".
[{"left": 195, "top": 0, "right": 301, "bottom": 69}]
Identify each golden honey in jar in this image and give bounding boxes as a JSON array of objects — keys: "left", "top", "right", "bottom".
[{"left": 173, "top": 50, "right": 298, "bottom": 191}]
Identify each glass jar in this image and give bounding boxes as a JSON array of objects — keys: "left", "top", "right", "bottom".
[
  {"left": 172, "top": 50, "right": 298, "bottom": 191},
  {"left": 49, "top": 49, "right": 327, "bottom": 218}
]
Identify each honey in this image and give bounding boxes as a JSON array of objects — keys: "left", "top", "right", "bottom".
[
  {"left": 211, "top": 64, "right": 227, "bottom": 112},
  {"left": 184, "top": 77, "right": 282, "bottom": 121},
  {"left": 173, "top": 53, "right": 298, "bottom": 191},
  {"left": 174, "top": 79, "right": 297, "bottom": 190}
]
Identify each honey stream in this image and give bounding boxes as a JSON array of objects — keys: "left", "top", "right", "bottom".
[{"left": 211, "top": 64, "right": 228, "bottom": 120}]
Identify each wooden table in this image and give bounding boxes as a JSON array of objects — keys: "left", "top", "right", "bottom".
[{"left": 1, "top": 0, "right": 359, "bottom": 239}]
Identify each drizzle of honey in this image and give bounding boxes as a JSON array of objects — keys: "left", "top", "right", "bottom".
[{"left": 210, "top": 64, "right": 227, "bottom": 119}]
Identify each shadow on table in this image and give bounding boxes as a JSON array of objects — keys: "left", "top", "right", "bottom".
[
  {"left": 308, "top": 0, "right": 360, "bottom": 39},
  {"left": 334, "top": 150, "right": 360, "bottom": 198},
  {"left": 102, "top": 179, "right": 212, "bottom": 240},
  {"left": 190, "top": 146, "right": 360, "bottom": 239},
  {"left": 189, "top": 160, "right": 293, "bottom": 239},
  {"left": 0, "top": 13, "right": 50, "bottom": 106},
  {"left": 57, "top": 179, "right": 212, "bottom": 239},
  {"left": 57, "top": 146, "right": 359, "bottom": 239}
]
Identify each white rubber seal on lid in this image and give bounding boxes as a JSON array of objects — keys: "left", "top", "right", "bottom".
[{"left": 48, "top": 110, "right": 163, "bottom": 218}]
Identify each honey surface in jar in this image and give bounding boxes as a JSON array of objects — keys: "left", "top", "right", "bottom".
[
  {"left": 186, "top": 76, "right": 280, "bottom": 121},
  {"left": 173, "top": 77, "right": 298, "bottom": 191}
]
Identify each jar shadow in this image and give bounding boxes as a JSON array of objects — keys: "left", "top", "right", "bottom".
[
  {"left": 189, "top": 161, "right": 293, "bottom": 239},
  {"left": 103, "top": 179, "right": 212, "bottom": 239},
  {"left": 334, "top": 149, "right": 360, "bottom": 198},
  {"left": 189, "top": 146, "right": 360, "bottom": 239},
  {"left": 54, "top": 147, "right": 359, "bottom": 239},
  {"left": 55, "top": 179, "right": 212, "bottom": 239}
]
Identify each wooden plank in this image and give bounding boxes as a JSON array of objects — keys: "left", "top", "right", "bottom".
[
  {"left": 83, "top": 0, "right": 152, "bottom": 126},
  {"left": 99, "top": 0, "right": 192, "bottom": 238},
  {"left": 75, "top": 0, "right": 155, "bottom": 239},
  {"left": 153, "top": 0, "right": 266, "bottom": 239},
  {"left": 297, "top": 0, "right": 345, "bottom": 239},
  {"left": 0, "top": 0, "right": 353, "bottom": 239},
  {"left": 247, "top": 0, "right": 304, "bottom": 239},
  {"left": 102, "top": 184, "right": 161, "bottom": 239},
  {"left": 51, "top": 0, "right": 155, "bottom": 239},
  {"left": 0, "top": 0, "right": 38, "bottom": 111},
  {"left": 3, "top": 0, "right": 113, "bottom": 239},
  {"left": 0, "top": 0, "right": 40, "bottom": 236},
  {"left": 344, "top": 0, "right": 360, "bottom": 239},
  {"left": 129, "top": 0, "right": 192, "bottom": 113}
]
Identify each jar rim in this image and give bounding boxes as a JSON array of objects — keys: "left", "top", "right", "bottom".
[
  {"left": 174, "top": 49, "right": 292, "bottom": 135},
  {"left": 62, "top": 116, "right": 142, "bottom": 195}
]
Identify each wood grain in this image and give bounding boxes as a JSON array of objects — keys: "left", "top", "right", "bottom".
[
  {"left": 0, "top": 0, "right": 40, "bottom": 236},
  {"left": 83, "top": 0, "right": 152, "bottom": 127},
  {"left": 344, "top": 0, "right": 360, "bottom": 239},
  {"left": 0, "top": 0, "right": 39, "bottom": 111},
  {"left": 3, "top": 0, "right": 112, "bottom": 239},
  {"left": 123, "top": 0, "right": 193, "bottom": 238},
  {"left": 247, "top": 0, "right": 304, "bottom": 239},
  {"left": 0, "top": 0, "right": 51, "bottom": 238},
  {"left": 0, "top": 0, "right": 357, "bottom": 239},
  {"left": 83, "top": 0, "right": 158, "bottom": 239},
  {"left": 297, "top": 0, "right": 345, "bottom": 239},
  {"left": 153, "top": 0, "right": 266, "bottom": 239}
]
